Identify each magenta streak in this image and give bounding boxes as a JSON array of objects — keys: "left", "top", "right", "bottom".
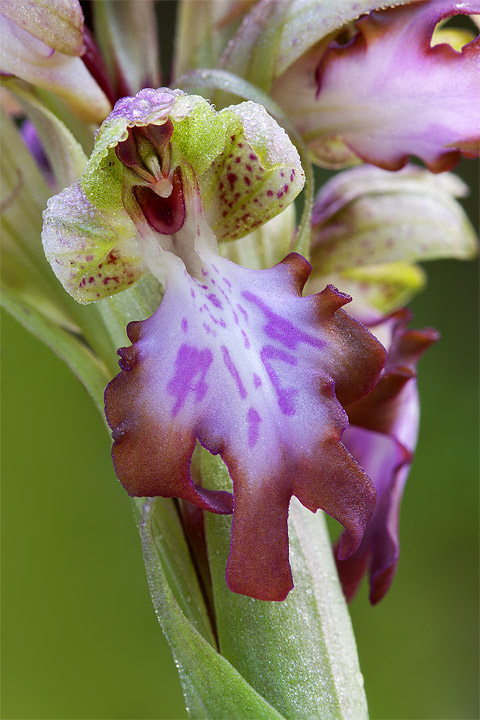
[
  {"left": 242, "top": 291, "right": 325, "bottom": 351},
  {"left": 219, "top": 287, "right": 232, "bottom": 305},
  {"left": 221, "top": 346, "right": 247, "bottom": 400},
  {"left": 260, "top": 345, "right": 298, "bottom": 416},
  {"left": 237, "top": 304, "right": 248, "bottom": 322},
  {"left": 208, "top": 293, "right": 223, "bottom": 309},
  {"left": 247, "top": 407, "right": 262, "bottom": 448},
  {"left": 253, "top": 373, "right": 262, "bottom": 388},
  {"left": 241, "top": 330, "right": 251, "bottom": 349},
  {"left": 167, "top": 344, "right": 213, "bottom": 417},
  {"left": 181, "top": 318, "right": 188, "bottom": 333}
]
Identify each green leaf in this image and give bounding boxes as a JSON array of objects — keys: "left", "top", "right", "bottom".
[
  {"left": 9, "top": 79, "right": 87, "bottom": 189},
  {"left": 137, "top": 497, "right": 217, "bottom": 647},
  {"left": 1, "top": 287, "right": 109, "bottom": 416},
  {"left": 201, "top": 452, "right": 369, "bottom": 720},
  {"left": 0, "top": 106, "right": 117, "bottom": 365},
  {"left": 137, "top": 497, "right": 286, "bottom": 720}
]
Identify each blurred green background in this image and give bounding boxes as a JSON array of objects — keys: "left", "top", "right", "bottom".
[{"left": 1, "top": 1, "right": 479, "bottom": 717}]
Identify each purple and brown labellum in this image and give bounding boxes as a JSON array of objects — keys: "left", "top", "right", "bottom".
[
  {"left": 105, "top": 251, "right": 387, "bottom": 601},
  {"left": 337, "top": 310, "right": 439, "bottom": 604}
]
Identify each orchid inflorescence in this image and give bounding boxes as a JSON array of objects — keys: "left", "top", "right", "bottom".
[{"left": 1, "top": 0, "right": 479, "bottom": 715}]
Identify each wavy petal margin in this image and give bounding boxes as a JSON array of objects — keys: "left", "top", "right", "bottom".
[
  {"left": 273, "top": 0, "right": 480, "bottom": 170},
  {"left": 337, "top": 310, "right": 439, "bottom": 603},
  {"left": 105, "top": 252, "right": 386, "bottom": 600}
]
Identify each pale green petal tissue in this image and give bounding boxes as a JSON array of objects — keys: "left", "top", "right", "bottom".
[
  {"left": 0, "top": 11, "right": 110, "bottom": 122},
  {"left": 42, "top": 182, "right": 146, "bottom": 303},
  {"left": 311, "top": 165, "right": 478, "bottom": 275},
  {"left": 220, "top": 204, "right": 295, "bottom": 269},
  {"left": 308, "top": 262, "right": 427, "bottom": 315},
  {"left": 199, "top": 101, "right": 304, "bottom": 241},
  {"left": 0, "top": 0, "right": 84, "bottom": 55}
]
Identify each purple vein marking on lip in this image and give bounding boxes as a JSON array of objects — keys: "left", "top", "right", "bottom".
[
  {"left": 221, "top": 346, "right": 247, "bottom": 400},
  {"left": 247, "top": 407, "right": 262, "bottom": 448},
  {"left": 260, "top": 345, "right": 298, "bottom": 416},
  {"left": 220, "top": 287, "right": 232, "bottom": 306},
  {"left": 241, "top": 329, "right": 251, "bottom": 349},
  {"left": 181, "top": 318, "right": 188, "bottom": 333},
  {"left": 253, "top": 373, "right": 262, "bottom": 388},
  {"left": 167, "top": 344, "right": 213, "bottom": 417},
  {"left": 208, "top": 293, "right": 223, "bottom": 309},
  {"left": 242, "top": 291, "right": 325, "bottom": 351},
  {"left": 237, "top": 304, "right": 248, "bottom": 322}
]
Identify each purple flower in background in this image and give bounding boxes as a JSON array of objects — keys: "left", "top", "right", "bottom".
[
  {"left": 337, "top": 310, "right": 439, "bottom": 603},
  {"left": 272, "top": 0, "right": 480, "bottom": 170}
]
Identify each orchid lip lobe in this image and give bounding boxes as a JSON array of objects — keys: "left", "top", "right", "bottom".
[{"left": 105, "top": 251, "right": 386, "bottom": 601}]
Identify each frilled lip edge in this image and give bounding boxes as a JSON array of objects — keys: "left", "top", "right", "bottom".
[
  {"left": 335, "top": 310, "right": 440, "bottom": 604},
  {"left": 104, "top": 252, "right": 387, "bottom": 601}
]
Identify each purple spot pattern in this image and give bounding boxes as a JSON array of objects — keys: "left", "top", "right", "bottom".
[
  {"left": 167, "top": 344, "right": 213, "bottom": 417},
  {"left": 160, "top": 253, "right": 334, "bottom": 444}
]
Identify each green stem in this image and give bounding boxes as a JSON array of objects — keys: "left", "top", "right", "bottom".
[{"left": 201, "top": 452, "right": 369, "bottom": 720}]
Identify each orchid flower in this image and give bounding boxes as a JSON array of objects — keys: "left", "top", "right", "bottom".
[
  {"left": 339, "top": 309, "right": 439, "bottom": 603},
  {"left": 220, "top": 0, "right": 480, "bottom": 171},
  {"left": 42, "top": 87, "right": 387, "bottom": 601},
  {"left": 2, "top": 1, "right": 479, "bottom": 717},
  {"left": 306, "top": 163, "right": 478, "bottom": 313}
]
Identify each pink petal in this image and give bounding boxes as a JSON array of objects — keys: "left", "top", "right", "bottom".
[{"left": 275, "top": 1, "right": 480, "bottom": 170}]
